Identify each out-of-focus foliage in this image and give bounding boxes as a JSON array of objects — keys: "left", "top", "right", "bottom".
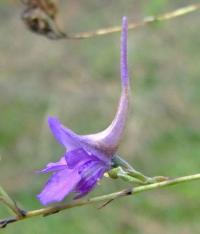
[{"left": 0, "top": 0, "right": 200, "bottom": 233}]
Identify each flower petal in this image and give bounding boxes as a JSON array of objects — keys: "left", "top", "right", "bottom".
[
  {"left": 37, "top": 156, "right": 67, "bottom": 174},
  {"left": 48, "top": 117, "right": 81, "bottom": 150},
  {"left": 74, "top": 165, "right": 106, "bottom": 199},
  {"left": 65, "top": 148, "right": 96, "bottom": 169},
  {"left": 37, "top": 168, "right": 80, "bottom": 205}
]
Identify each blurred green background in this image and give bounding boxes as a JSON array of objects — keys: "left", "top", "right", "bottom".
[{"left": 0, "top": 0, "right": 200, "bottom": 233}]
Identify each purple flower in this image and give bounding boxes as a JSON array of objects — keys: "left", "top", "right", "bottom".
[{"left": 37, "top": 17, "right": 130, "bottom": 205}]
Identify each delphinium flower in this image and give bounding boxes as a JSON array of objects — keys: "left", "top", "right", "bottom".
[{"left": 37, "top": 17, "right": 130, "bottom": 205}]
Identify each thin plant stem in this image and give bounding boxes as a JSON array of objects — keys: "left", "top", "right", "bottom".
[
  {"left": 65, "top": 3, "right": 200, "bottom": 39},
  {"left": 1, "top": 173, "right": 200, "bottom": 228}
]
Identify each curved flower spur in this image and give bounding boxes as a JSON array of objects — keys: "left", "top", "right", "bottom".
[{"left": 37, "top": 17, "right": 130, "bottom": 205}]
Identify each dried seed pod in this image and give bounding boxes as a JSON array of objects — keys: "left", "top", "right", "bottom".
[
  {"left": 21, "top": 0, "right": 58, "bottom": 18},
  {"left": 21, "top": 0, "right": 66, "bottom": 39}
]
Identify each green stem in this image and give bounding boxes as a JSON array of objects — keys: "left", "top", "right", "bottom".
[{"left": 1, "top": 173, "right": 200, "bottom": 228}]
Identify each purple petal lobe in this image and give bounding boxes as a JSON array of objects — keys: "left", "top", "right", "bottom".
[
  {"left": 74, "top": 160, "right": 108, "bottom": 199},
  {"left": 37, "top": 168, "right": 80, "bottom": 205},
  {"left": 65, "top": 148, "right": 97, "bottom": 169},
  {"left": 74, "top": 163, "right": 106, "bottom": 199},
  {"left": 48, "top": 117, "right": 80, "bottom": 150},
  {"left": 37, "top": 156, "right": 67, "bottom": 174}
]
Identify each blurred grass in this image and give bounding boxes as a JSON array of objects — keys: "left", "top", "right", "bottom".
[{"left": 0, "top": 0, "right": 200, "bottom": 233}]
